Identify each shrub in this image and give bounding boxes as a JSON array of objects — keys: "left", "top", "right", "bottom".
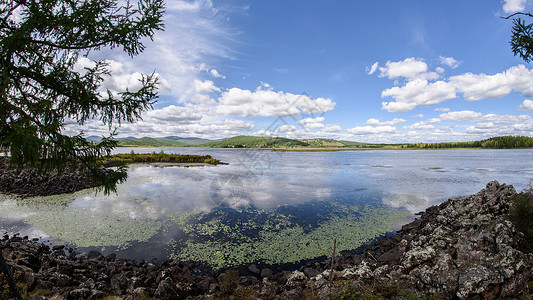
[{"left": 509, "top": 182, "right": 533, "bottom": 253}]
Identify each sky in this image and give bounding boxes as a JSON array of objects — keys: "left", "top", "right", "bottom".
[{"left": 67, "top": 0, "right": 533, "bottom": 143}]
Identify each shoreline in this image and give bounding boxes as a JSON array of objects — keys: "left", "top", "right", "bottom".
[{"left": 1, "top": 181, "right": 531, "bottom": 299}]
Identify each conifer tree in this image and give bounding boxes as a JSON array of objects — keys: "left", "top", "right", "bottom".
[{"left": 0, "top": 0, "right": 165, "bottom": 194}]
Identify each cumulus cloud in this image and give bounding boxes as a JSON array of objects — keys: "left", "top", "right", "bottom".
[
  {"left": 322, "top": 124, "right": 342, "bottom": 132},
  {"left": 379, "top": 62, "right": 533, "bottom": 112},
  {"left": 381, "top": 79, "right": 457, "bottom": 112},
  {"left": 439, "top": 110, "right": 531, "bottom": 124},
  {"left": 435, "top": 107, "right": 451, "bottom": 112},
  {"left": 143, "top": 105, "right": 203, "bottom": 124},
  {"left": 216, "top": 84, "right": 336, "bottom": 117},
  {"left": 366, "top": 118, "right": 406, "bottom": 125},
  {"left": 439, "top": 110, "right": 484, "bottom": 122},
  {"left": 450, "top": 65, "right": 533, "bottom": 101},
  {"left": 74, "top": 58, "right": 170, "bottom": 93},
  {"left": 439, "top": 56, "right": 460, "bottom": 69},
  {"left": 210, "top": 69, "right": 226, "bottom": 79},
  {"left": 519, "top": 99, "right": 533, "bottom": 110},
  {"left": 404, "top": 123, "right": 435, "bottom": 130},
  {"left": 297, "top": 117, "right": 325, "bottom": 124},
  {"left": 378, "top": 57, "right": 440, "bottom": 81},
  {"left": 347, "top": 125, "right": 397, "bottom": 135},
  {"left": 502, "top": 0, "right": 527, "bottom": 13},
  {"left": 194, "top": 79, "right": 220, "bottom": 94},
  {"left": 366, "top": 62, "right": 379, "bottom": 75}
]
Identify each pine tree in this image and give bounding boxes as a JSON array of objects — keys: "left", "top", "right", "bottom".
[{"left": 0, "top": 0, "right": 165, "bottom": 194}]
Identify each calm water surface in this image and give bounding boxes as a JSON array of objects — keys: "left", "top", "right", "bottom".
[{"left": 1, "top": 148, "right": 532, "bottom": 267}]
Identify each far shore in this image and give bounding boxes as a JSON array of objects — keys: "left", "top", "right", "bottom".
[{"left": 115, "top": 145, "right": 533, "bottom": 151}]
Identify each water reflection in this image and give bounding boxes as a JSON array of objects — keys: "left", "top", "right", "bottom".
[{"left": 0, "top": 148, "right": 532, "bottom": 266}]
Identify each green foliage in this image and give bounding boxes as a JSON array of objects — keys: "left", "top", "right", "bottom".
[
  {"left": 510, "top": 183, "right": 533, "bottom": 253},
  {"left": 199, "top": 135, "right": 310, "bottom": 148},
  {"left": 0, "top": 0, "right": 165, "bottom": 194},
  {"left": 219, "top": 269, "right": 239, "bottom": 296},
  {"left": 333, "top": 281, "right": 436, "bottom": 300},
  {"left": 198, "top": 135, "right": 533, "bottom": 150},
  {"left": 508, "top": 12, "right": 533, "bottom": 63},
  {"left": 402, "top": 136, "right": 533, "bottom": 149},
  {"left": 98, "top": 153, "right": 222, "bottom": 166}
]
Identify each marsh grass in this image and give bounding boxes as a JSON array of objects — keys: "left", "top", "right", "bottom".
[
  {"left": 509, "top": 183, "right": 533, "bottom": 254},
  {"left": 98, "top": 152, "right": 222, "bottom": 166},
  {"left": 332, "top": 280, "right": 441, "bottom": 300}
]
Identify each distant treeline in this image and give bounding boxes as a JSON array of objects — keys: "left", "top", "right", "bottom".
[
  {"left": 111, "top": 135, "right": 533, "bottom": 149},
  {"left": 401, "top": 136, "right": 533, "bottom": 149}
]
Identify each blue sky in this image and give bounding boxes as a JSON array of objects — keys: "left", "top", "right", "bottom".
[{"left": 68, "top": 0, "right": 533, "bottom": 143}]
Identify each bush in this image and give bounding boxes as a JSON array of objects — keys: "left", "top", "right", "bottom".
[{"left": 510, "top": 182, "right": 533, "bottom": 253}]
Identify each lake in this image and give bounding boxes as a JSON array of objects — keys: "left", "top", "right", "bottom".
[{"left": 1, "top": 148, "right": 532, "bottom": 268}]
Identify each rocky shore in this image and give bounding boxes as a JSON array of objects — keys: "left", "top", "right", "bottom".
[
  {"left": 0, "top": 181, "right": 531, "bottom": 299},
  {"left": 0, "top": 157, "right": 108, "bottom": 197}
]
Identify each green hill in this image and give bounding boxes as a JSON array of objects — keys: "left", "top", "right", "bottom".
[
  {"left": 199, "top": 136, "right": 310, "bottom": 148},
  {"left": 163, "top": 136, "right": 215, "bottom": 145},
  {"left": 300, "top": 138, "right": 346, "bottom": 147}
]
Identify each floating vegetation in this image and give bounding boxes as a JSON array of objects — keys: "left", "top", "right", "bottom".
[
  {"left": 167, "top": 198, "right": 410, "bottom": 269},
  {"left": 0, "top": 191, "right": 163, "bottom": 249}
]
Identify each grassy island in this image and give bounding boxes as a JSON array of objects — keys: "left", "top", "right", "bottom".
[{"left": 98, "top": 152, "right": 224, "bottom": 166}]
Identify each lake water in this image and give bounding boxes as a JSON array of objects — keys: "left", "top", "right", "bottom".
[{"left": 1, "top": 148, "right": 532, "bottom": 268}]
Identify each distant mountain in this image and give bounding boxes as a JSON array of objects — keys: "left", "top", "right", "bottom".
[
  {"left": 198, "top": 136, "right": 310, "bottom": 148},
  {"left": 163, "top": 136, "right": 215, "bottom": 145},
  {"left": 198, "top": 136, "right": 371, "bottom": 148}
]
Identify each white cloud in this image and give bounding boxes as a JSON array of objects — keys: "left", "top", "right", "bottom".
[
  {"left": 439, "top": 56, "right": 460, "bottom": 69},
  {"left": 404, "top": 123, "right": 435, "bottom": 130},
  {"left": 366, "top": 118, "right": 406, "bottom": 125},
  {"left": 74, "top": 58, "right": 170, "bottom": 94},
  {"left": 450, "top": 65, "right": 533, "bottom": 101},
  {"left": 303, "top": 123, "right": 325, "bottom": 129},
  {"left": 322, "top": 124, "right": 342, "bottom": 132},
  {"left": 347, "top": 125, "right": 397, "bottom": 135},
  {"left": 380, "top": 63, "right": 533, "bottom": 112},
  {"left": 194, "top": 79, "right": 220, "bottom": 93},
  {"left": 519, "top": 99, "right": 533, "bottom": 110},
  {"left": 143, "top": 105, "right": 203, "bottom": 124},
  {"left": 502, "top": 0, "right": 527, "bottom": 13},
  {"left": 210, "top": 69, "right": 226, "bottom": 79},
  {"left": 297, "top": 117, "right": 325, "bottom": 124},
  {"left": 381, "top": 79, "right": 457, "bottom": 112},
  {"left": 378, "top": 57, "right": 440, "bottom": 81},
  {"left": 411, "top": 114, "right": 424, "bottom": 118},
  {"left": 439, "top": 110, "right": 483, "bottom": 122},
  {"left": 216, "top": 84, "right": 336, "bottom": 117},
  {"left": 367, "top": 62, "right": 379, "bottom": 75},
  {"left": 403, "top": 117, "right": 441, "bottom": 130},
  {"left": 435, "top": 107, "right": 451, "bottom": 112},
  {"left": 439, "top": 110, "right": 531, "bottom": 124}
]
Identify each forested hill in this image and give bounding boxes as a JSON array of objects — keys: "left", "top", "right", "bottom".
[
  {"left": 112, "top": 135, "right": 533, "bottom": 149},
  {"left": 403, "top": 136, "right": 533, "bottom": 149},
  {"left": 197, "top": 135, "right": 533, "bottom": 149}
]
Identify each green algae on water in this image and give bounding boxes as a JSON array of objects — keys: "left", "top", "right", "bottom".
[{"left": 168, "top": 199, "right": 410, "bottom": 269}]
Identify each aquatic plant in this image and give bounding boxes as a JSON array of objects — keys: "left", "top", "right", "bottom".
[{"left": 168, "top": 199, "right": 409, "bottom": 269}]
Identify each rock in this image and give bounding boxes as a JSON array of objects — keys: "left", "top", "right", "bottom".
[
  {"left": 260, "top": 268, "right": 273, "bottom": 278},
  {"left": 286, "top": 270, "right": 306, "bottom": 287},
  {"left": 154, "top": 277, "right": 178, "bottom": 299},
  {"left": 248, "top": 264, "right": 260, "bottom": 275},
  {"left": 87, "top": 250, "right": 104, "bottom": 261},
  {"left": 303, "top": 267, "right": 319, "bottom": 278}
]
